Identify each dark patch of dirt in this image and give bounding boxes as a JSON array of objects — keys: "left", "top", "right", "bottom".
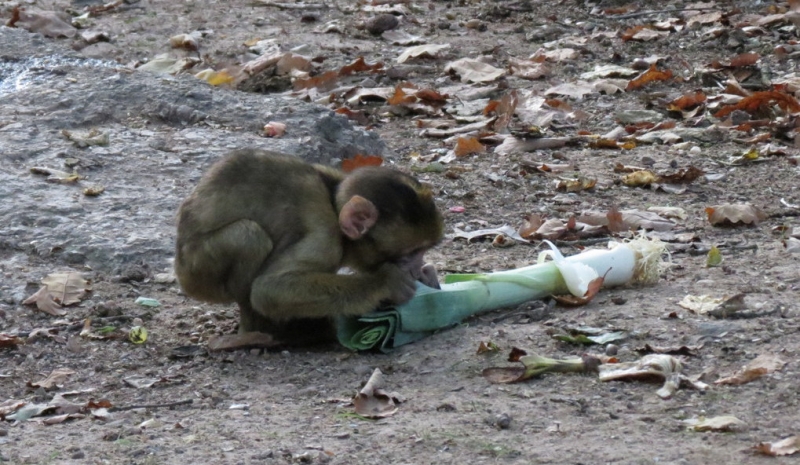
[{"left": 1, "top": 0, "right": 800, "bottom": 463}]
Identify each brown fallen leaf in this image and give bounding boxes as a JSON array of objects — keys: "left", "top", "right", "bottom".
[
  {"left": 454, "top": 136, "right": 486, "bottom": 157},
  {"left": 341, "top": 154, "right": 384, "bottom": 173},
  {"left": 626, "top": 64, "right": 673, "bottom": 91},
  {"left": 714, "top": 90, "right": 800, "bottom": 118},
  {"left": 353, "top": 368, "right": 398, "bottom": 418},
  {"left": 339, "top": 56, "right": 383, "bottom": 76},
  {"left": 0, "top": 333, "right": 24, "bottom": 348},
  {"left": 715, "top": 354, "right": 786, "bottom": 385},
  {"left": 551, "top": 274, "right": 605, "bottom": 306},
  {"left": 753, "top": 436, "right": 800, "bottom": 456}
]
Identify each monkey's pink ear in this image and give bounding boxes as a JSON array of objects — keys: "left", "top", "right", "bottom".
[{"left": 339, "top": 195, "right": 379, "bottom": 239}]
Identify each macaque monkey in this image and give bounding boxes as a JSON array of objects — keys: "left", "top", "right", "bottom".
[{"left": 175, "top": 149, "right": 444, "bottom": 344}]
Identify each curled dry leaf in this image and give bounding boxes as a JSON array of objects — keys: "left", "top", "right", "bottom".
[
  {"left": 705, "top": 204, "right": 767, "bottom": 226},
  {"left": 714, "top": 90, "right": 800, "bottom": 118},
  {"left": 0, "top": 333, "right": 24, "bottom": 348},
  {"left": 454, "top": 137, "right": 485, "bottom": 157},
  {"left": 169, "top": 33, "right": 199, "bottom": 51},
  {"left": 715, "top": 354, "right": 786, "bottom": 385},
  {"left": 195, "top": 69, "right": 235, "bottom": 86},
  {"left": 22, "top": 286, "right": 65, "bottom": 316},
  {"left": 353, "top": 368, "right": 398, "bottom": 418},
  {"left": 753, "top": 436, "right": 800, "bottom": 456},
  {"left": 444, "top": 58, "right": 505, "bottom": 83},
  {"left": 683, "top": 415, "right": 745, "bottom": 432},
  {"left": 339, "top": 56, "right": 383, "bottom": 76},
  {"left": 551, "top": 275, "right": 605, "bottom": 307},
  {"left": 396, "top": 43, "right": 450, "bottom": 63},
  {"left": 626, "top": 64, "right": 673, "bottom": 91},
  {"left": 28, "top": 368, "right": 76, "bottom": 390}
]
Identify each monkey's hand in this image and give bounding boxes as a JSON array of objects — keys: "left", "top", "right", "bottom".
[
  {"left": 419, "top": 263, "right": 441, "bottom": 289},
  {"left": 378, "top": 262, "right": 418, "bottom": 305}
]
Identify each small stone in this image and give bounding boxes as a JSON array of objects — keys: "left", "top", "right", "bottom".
[
  {"left": 494, "top": 413, "right": 512, "bottom": 430},
  {"left": 366, "top": 14, "right": 399, "bottom": 35},
  {"left": 465, "top": 19, "right": 487, "bottom": 31},
  {"left": 605, "top": 344, "right": 619, "bottom": 356}
]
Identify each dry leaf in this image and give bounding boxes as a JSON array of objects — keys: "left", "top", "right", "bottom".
[
  {"left": 705, "top": 204, "right": 767, "bottom": 226},
  {"left": 683, "top": 415, "right": 745, "bottom": 432},
  {"left": 194, "top": 69, "right": 235, "bottom": 86},
  {"left": 0, "top": 333, "right": 24, "bottom": 348},
  {"left": 753, "top": 436, "right": 800, "bottom": 456},
  {"left": 715, "top": 354, "right": 787, "bottom": 385},
  {"left": 353, "top": 368, "right": 398, "bottom": 418},
  {"left": 714, "top": 90, "right": 800, "bottom": 118},
  {"left": 444, "top": 58, "right": 505, "bottom": 83},
  {"left": 544, "top": 82, "right": 595, "bottom": 99},
  {"left": 42, "top": 272, "right": 91, "bottom": 306},
  {"left": 22, "top": 286, "right": 65, "bottom": 316},
  {"left": 508, "top": 59, "right": 550, "bottom": 80},
  {"left": 396, "top": 44, "right": 450, "bottom": 63},
  {"left": 551, "top": 275, "right": 605, "bottom": 306},
  {"left": 339, "top": 56, "right": 383, "bottom": 76},
  {"left": 627, "top": 64, "right": 673, "bottom": 91},
  {"left": 169, "top": 33, "right": 199, "bottom": 51},
  {"left": 29, "top": 368, "right": 76, "bottom": 390},
  {"left": 454, "top": 137, "right": 486, "bottom": 157},
  {"left": 667, "top": 92, "right": 706, "bottom": 111},
  {"left": 341, "top": 154, "right": 383, "bottom": 172}
]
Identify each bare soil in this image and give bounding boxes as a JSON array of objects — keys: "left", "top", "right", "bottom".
[{"left": 1, "top": 0, "right": 799, "bottom": 464}]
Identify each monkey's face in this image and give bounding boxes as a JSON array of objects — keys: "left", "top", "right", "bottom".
[{"left": 344, "top": 217, "right": 442, "bottom": 276}]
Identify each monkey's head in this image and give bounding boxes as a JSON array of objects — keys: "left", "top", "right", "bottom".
[{"left": 336, "top": 167, "right": 444, "bottom": 275}]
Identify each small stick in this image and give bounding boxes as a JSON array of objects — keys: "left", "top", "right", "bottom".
[
  {"left": 604, "top": 7, "right": 722, "bottom": 20},
  {"left": 109, "top": 399, "right": 193, "bottom": 412}
]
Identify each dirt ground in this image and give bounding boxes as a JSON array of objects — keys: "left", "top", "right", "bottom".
[{"left": 1, "top": 0, "right": 800, "bottom": 463}]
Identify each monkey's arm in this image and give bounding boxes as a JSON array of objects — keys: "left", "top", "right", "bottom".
[{"left": 250, "top": 263, "right": 416, "bottom": 320}]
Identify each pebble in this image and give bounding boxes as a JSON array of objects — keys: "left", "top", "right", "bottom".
[{"left": 366, "top": 14, "right": 399, "bottom": 35}]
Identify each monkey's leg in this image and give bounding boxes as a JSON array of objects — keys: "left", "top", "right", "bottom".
[
  {"left": 238, "top": 301, "right": 336, "bottom": 346},
  {"left": 177, "top": 218, "right": 273, "bottom": 306}
]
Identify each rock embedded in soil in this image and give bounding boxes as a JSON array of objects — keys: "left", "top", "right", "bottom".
[{"left": 366, "top": 14, "right": 399, "bottom": 35}]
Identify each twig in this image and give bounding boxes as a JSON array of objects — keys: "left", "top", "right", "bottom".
[
  {"left": 109, "top": 399, "right": 193, "bottom": 412},
  {"left": 604, "top": 7, "right": 722, "bottom": 20},
  {"left": 12, "top": 315, "right": 135, "bottom": 338}
]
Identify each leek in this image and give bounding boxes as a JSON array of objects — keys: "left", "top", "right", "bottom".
[{"left": 337, "top": 236, "right": 666, "bottom": 351}]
